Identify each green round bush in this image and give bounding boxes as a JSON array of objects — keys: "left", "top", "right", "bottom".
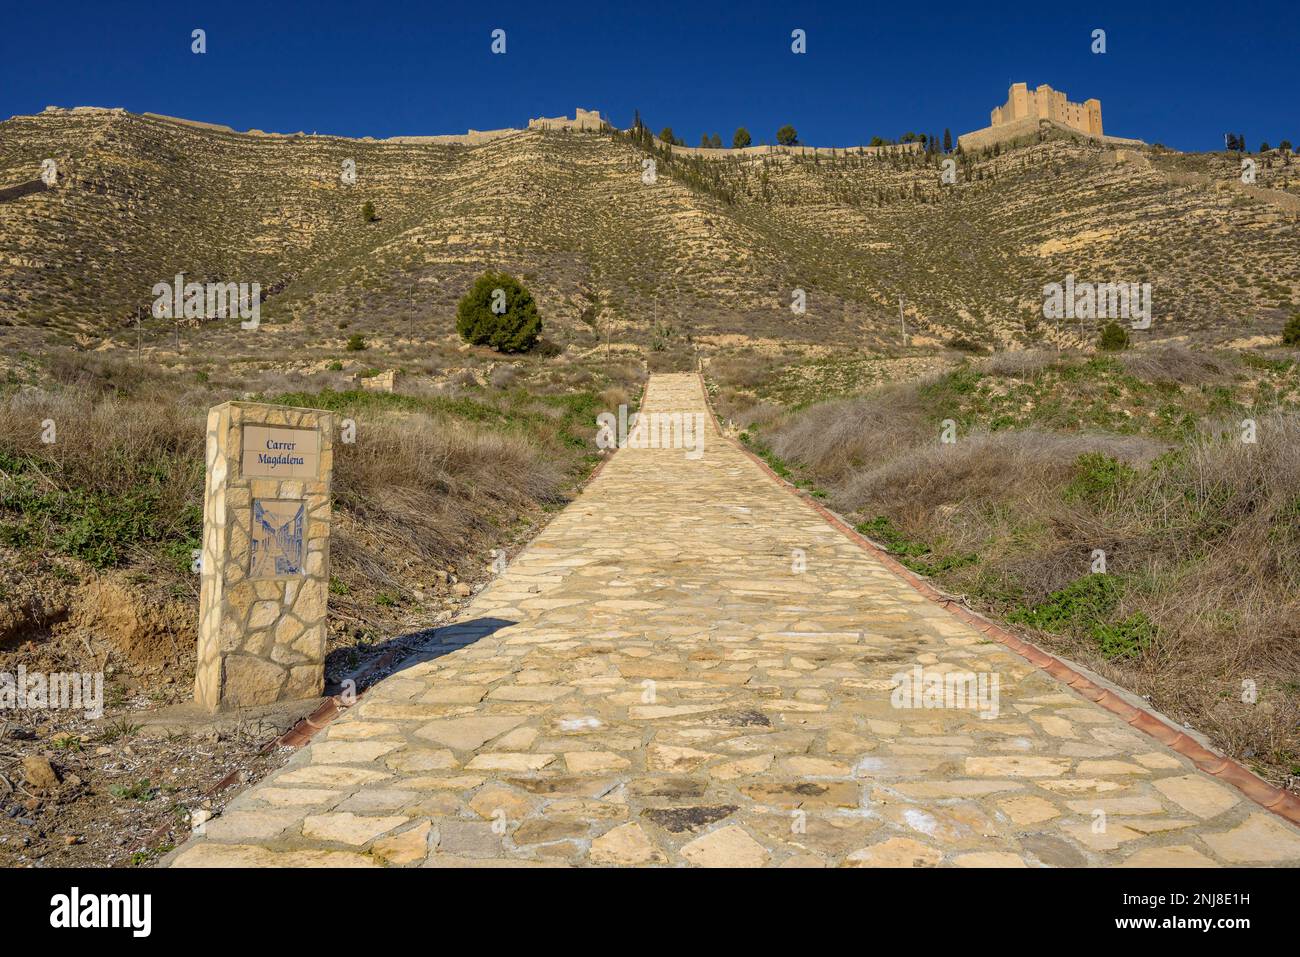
[
  {"left": 1097, "top": 321, "right": 1129, "bottom": 352},
  {"left": 456, "top": 272, "right": 542, "bottom": 353}
]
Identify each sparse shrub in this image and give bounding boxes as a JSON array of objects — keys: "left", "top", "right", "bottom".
[
  {"left": 360, "top": 202, "right": 377, "bottom": 223},
  {"left": 1008, "top": 575, "right": 1152, "bottom": 661},
  {"left": 1282, "top": 312, "right": 1300, "bottom": 346},
  {"left": 110, "top": 779, "right": 155, "bottom": 802},
  {"left": 857, "top": 515, "right": 930, "bottom": 560},
  {"left": 456, "top": 272, "right": 542, "bottom": 353},
  {"left": 345, "top": 334, "right": 367, "bottom": 351},
  {"left": 1007, "top": 573, "right": 1120, "bottom": 634},
  {"left": 946, "top": 336, "right": 988, "bottom": 355},
  {"left": 1091, "top": 612, "right": 1156, "bottom": 660},
  {"left": 1097, "top": 320, "right": 1129, "bottom": 351}
]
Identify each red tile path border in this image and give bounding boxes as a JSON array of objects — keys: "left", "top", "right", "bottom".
[{"left": 697, "top": 373, "right": 1300, "bottom": 826}]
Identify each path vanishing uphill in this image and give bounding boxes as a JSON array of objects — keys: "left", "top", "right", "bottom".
[{"left": 165, "top": 374, "right": 1300, "bottom": 868}]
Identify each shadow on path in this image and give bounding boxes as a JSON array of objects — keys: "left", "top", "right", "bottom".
[{"left": 325, "top": 617, "right": 518, "bottom": 695}]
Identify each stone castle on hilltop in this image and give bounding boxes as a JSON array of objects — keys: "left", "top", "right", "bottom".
[
  {"left": 991, "top": 82, "right": 1102, "bottom": 137},
  {"left": 959, "top": 82, "right": 1141, "bottom": 151}
]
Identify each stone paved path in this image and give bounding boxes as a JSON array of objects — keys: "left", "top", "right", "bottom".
[{"left": 166, "top": 374, "right": 1300, "bottom": 867}]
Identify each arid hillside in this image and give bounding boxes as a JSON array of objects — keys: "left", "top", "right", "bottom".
[{"left": 2, "top": 107, "right": 1297, "bottom": 358}]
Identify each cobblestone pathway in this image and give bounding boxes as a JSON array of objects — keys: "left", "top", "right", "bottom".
[{"left": 166, "top": 374, "right": 1300, "bottom": 867}]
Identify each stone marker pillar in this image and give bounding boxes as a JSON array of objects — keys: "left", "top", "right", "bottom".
[{"left": 195, "top": 401, "right": 334, "bottom": 712}]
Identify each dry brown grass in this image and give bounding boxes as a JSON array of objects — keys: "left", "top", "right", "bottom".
[
  {"left": 1118, "top": 343, "right": 1235, "bottom": 385},
  {"left": 976, "top": 348, "right": 1062, "bottom": 378},
  {"left": 766, "top": 382, "right": 935, "bottom": 486},
  {"left": 834, "top": 429, "right": 1166, "bottom": 516},
  {"left": 709, "top": 355, "right": 779, "bottom": 390},
  {"left": 331, "top": 411, "right": 566, "bottom": 595}
]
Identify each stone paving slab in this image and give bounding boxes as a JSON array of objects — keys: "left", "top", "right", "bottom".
[{"left": 165, "top": 373, "right": 1300, "bottom": 868}]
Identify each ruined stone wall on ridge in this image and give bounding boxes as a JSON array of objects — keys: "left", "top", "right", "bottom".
[
  {"left": 656, "top": 139, "right": 924, "bottom": 160},
  {"left": 529, "top": 108, "right": 606, "bottom": 131},
  {"left": 125, "top": 108, "right": 602, "bottom": 147},
  {"left": 380, "top": 128, "right": 520, "bottom": 146}
]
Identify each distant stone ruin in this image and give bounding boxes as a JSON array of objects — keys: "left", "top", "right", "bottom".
[
  {"left": 654, "top": 137, "right": 924, "bottom": 160},
  {"left": 529, "top": 108, "right": 606, "bottom": 132},
  {"left": 360, "top": 369, "right": 400, "bottom": 393}
]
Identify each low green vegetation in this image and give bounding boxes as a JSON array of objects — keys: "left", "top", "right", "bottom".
[
  {"left": 1062, "top": 452, "right": 1137, "bottom": 506},
  {"left": 110, "top": 779, "right": 156, "bottom": 803},
  {"left": 1006, "top": 574, "right": 1154, "bottom": 660},
  {"left": 0, "top": 453, "right": 202, "bottom": 570},
  {"left": 854, "top": 516, "right": 977, "bottom": 576}
]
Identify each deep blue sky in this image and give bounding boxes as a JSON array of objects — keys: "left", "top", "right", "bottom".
[{"left": 1, "top": 0, "right": 1295, "bottom": 152}]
